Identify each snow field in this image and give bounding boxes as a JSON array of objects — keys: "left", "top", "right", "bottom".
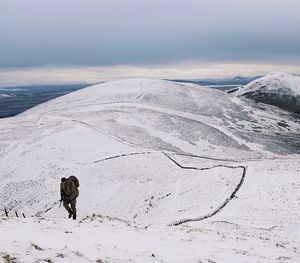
[{"left": 0, "top": 77, "right": 299, "bottom": 262}]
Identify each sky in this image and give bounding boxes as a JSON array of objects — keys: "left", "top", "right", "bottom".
[{"left": 0, "top": 0, "right": 300, "bottom": 85}]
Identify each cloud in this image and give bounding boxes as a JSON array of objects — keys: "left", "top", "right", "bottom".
[
  {"left": 0, "top": 0, "right": 299, "bottom": 68},
  {"left": 1, "top": 62, "right": 300, "bottom": 87}
]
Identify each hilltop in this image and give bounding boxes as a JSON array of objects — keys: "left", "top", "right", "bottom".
[
  {"left": 234, "top": 72, "right": 300, "bottom": 114},
  {"left": 0, "top": 77, "right": 299, "bottom": 262}
]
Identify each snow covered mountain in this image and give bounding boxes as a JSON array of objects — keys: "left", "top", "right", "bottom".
[
  {"left": 234, "top": 72, "right": 300, "bottom": 115},
  {"left": 0, "top": 78, "right": 299, "bottom": 262}
]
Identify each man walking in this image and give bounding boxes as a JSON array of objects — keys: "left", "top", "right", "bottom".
[{"left": 60, "top": 177, "right": 79, "bottom": 220}]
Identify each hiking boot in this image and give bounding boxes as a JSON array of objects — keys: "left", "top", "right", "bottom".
[
  {"left": 68, "top": 212, "right": 73, "bottom": 219},
  {"left": 73, "top": 214, "right": 76, "bottom": 220}
]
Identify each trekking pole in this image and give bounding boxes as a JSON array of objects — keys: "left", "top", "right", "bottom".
[{"left": 35, "top": 200, "right": 60, "bottom": 217}]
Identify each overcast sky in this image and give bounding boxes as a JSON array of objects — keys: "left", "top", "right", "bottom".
[{"left": 0, "top": 0, "right": 300, "bottom": 84}]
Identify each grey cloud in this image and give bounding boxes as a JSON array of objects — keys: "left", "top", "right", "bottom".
[{"left": 0, "top": 0, "right": 300, "bottom": 68}]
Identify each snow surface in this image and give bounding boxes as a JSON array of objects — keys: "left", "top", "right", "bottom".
[
  {"left": 0, "top": 78, "right": 299, "bottom": 262},
  {"left": 234, "top": 72, "right": 300, "bottom": 114},
  {"left": 236, "top": 72, "right": 300, "bottom": 96}
]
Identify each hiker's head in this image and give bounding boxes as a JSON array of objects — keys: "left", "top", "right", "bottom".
[{"left": 61, "top": 177, "right": 67, "bottom": 183}]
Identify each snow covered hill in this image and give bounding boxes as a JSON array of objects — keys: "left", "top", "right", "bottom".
[
  {"left": 234, "top": 72, "right": 300, "bottom": 115},
  {"left": 0, "top": 78, "right": 299, "bottom": 262}
]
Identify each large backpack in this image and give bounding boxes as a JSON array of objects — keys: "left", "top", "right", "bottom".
[{"left": 68, "top": 175, "right": 80, "bottom": 188}]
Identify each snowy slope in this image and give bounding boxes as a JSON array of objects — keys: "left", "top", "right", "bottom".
[
  {"left": 0, "top": 78, "right": 299, "bottom": 262},
  {"left": 19, "top": 78, "right": 300, "bottom": 156},
  {"left": 234, "top": 72, "right": 300, "bottom": 114}
]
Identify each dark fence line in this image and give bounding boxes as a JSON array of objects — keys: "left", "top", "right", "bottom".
[{"left": 3, "top": 207, "right": 26, "bottom": 218}]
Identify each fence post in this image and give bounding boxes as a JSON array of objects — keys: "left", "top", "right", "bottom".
[
  {"left": 4, "top": 207, "right": 9, "bottom": 217},
  {"left": 15, "top": 211, "right": 19, "bottom": 217},
  {"left": 22, "top": 213, "right": 26, "bottom": 218}
]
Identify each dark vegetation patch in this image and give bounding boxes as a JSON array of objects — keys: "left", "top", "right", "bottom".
[
  {"left": 0, "top": 84, "right": 89, "bottom": 118},
  {"left": 241, "top": 88, "right": 300, "bottom": 115},
  {"left": 2, "top": 254, "right": 18, "bottom": 263}
]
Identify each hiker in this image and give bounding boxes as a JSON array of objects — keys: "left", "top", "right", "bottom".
[{"left": 60, "top": 176, "right": 79, "bottom": 220}]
